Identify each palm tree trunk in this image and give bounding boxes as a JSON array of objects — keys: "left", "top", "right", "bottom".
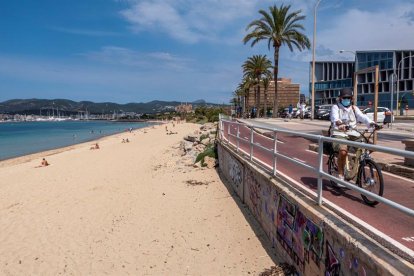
[
  {"left": 264, "top": 88, "right": 267, "bottom": 118},
  {"left": 257, "top": 83, "right": 261, "bottom": 117},
  {"left": 273, "top": 46, "right": 280, "bottom": 118}
]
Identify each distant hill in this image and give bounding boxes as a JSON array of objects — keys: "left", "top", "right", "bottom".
[{"left": 0, "top": 99, "right": 221, "bottom": 115}]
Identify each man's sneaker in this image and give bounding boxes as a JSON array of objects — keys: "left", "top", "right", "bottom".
[{"left": 335, "top": 175, "right": 346, "bottom": 188}]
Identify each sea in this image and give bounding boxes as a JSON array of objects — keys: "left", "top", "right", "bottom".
[{"left": 0, "top": 120, "right": 154, "bottom": 161}]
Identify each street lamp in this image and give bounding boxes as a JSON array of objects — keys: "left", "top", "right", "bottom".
[
  {"left": 311, "top": 0, "right": 322, "bottom": 121},
  {"left": 339, "top": 50, "right": 358, "bottom": 104},
  {"left": 396, "top": 55, "right": 414, "bottom": 115}
]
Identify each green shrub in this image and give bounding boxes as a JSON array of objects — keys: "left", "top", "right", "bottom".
[
  {"left": 199, "top": 134, "right": 209, "bottom": 141},
  {"left": 195, "top": 145, "right": 217, "bottom": 164}
]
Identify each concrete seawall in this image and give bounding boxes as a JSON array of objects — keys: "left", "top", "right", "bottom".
[{"left": 218, "top": 142, "right": 414, "bottom": 275}]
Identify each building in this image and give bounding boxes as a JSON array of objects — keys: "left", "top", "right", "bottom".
[
  {"left": 246, "top": 78, "right": 300, "bottom": 113},
  {"left": 310, "top": 50, "right": 414, "bottom": 110},
  {"left": 175, "top": 103, "right": 193, "bottom": 113},
  {"left": 309, "top": 61, "right": 354, "bottom": 105}
]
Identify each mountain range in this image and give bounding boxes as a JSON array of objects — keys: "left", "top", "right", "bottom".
[{"left": 0, "top": 99, "right": 220, "bottom": 115}]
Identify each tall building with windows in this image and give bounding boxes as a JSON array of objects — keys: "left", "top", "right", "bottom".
[
  {"left": 310, "top": 61, "right": 354, "bottom": 105},
  {"left": 310, "top": 50, "right": 414, "bottom": 109}
]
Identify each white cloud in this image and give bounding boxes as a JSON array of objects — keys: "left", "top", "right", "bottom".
[
  {"left": 318, "top": 4, "right": 414, "bottom": 52},
  {"left": 79, "top": 46, "right": 192, "bottom": 71},
  {"left": 119, "top": 0, "right": 276, "bottom": 43}
]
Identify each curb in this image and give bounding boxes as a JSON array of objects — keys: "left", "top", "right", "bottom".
[{"left": 308, "top": 143, "right": 414, "bottom": 180}]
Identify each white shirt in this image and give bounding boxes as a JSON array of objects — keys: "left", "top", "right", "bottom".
[
  {"left": 330, "top": 103, "right": 373, "bottom": 137},
  {"left": 301, "top": 104, "right": 306, "bottom": 112}
]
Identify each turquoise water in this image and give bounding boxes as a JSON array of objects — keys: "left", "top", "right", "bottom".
[{"left": 0, "top": 121, "right": 153, "bottom": 160}]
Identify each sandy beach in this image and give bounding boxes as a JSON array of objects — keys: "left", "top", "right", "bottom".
[{"left": 0, "top": 122, "right": 278, "bottom": 275}]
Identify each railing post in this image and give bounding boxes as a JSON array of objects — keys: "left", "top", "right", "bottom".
[
  {"left": 219, "top": 118, "right": 223, "bottom": 141},
  {"left": 227, "top": 121, "right": 231, "bottom": 143},
  {"left": 237, "top": 124, "right": 240, "bottom": 152},
  {"left": 273, "top": 130, "right": 277, "bottom": 176},
  {"left": 317, "top": 137, "right": 324, "bottom": 205},
  {"left": 250, "top": 127, "right": 254, "bottom": 161}
]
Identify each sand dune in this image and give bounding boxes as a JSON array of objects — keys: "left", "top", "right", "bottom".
[{"left": 0, "top": 122, "right": 276, "bottom": 275}]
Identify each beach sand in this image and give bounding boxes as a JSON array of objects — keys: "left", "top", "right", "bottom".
[{"left": 0, "top": 122, "right": 278, "bottom": 275}]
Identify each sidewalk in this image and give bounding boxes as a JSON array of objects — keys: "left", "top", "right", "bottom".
[{"left": 240, "top": 118, "right": 414, "bottom": 180}]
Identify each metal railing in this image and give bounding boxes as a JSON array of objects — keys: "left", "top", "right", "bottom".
[{"left": 219, "top": 118, "right": 414, "bottom": 217}]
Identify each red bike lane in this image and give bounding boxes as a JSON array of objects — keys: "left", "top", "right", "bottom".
[{"left": 222, "top": 121, "right": 414, "bottom": 252}]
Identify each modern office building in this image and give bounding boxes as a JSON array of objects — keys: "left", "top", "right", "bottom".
[
  {"left": 310, "top": 61, "right": 354, "bottom": 105},
  {"left": 310, "top": 50, "right": 414, "bottom": 110}
]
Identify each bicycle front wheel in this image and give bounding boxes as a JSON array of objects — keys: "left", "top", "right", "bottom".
[
  {"left": 327, "top": 154, "right": 340, "bottom": 187},
  {"left": 357, "top": 159, "right": 384, "bottom": 206}
]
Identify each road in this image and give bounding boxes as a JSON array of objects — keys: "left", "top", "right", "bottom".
[{"left": 222, "top": 120, "right": 414, "bottom": 253}]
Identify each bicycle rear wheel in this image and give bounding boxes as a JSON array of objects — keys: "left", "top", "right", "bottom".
[{"left": 357, "top": 159, "right": 384, "bottom": 206}]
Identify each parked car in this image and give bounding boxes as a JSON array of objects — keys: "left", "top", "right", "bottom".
[
  {"left": 362, "top": 107, "right": 394, "bottom": 123},
  {"left": 315, "top": 104, "right": 333, "bottom": 120}
]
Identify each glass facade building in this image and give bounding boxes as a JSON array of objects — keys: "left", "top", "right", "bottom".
[{"left": 310, "top": 50, "right": 414, "bottom": 110}]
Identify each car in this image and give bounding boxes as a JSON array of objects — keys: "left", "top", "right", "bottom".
[
  {"left": 315, "top": 104, "right": 333, "bottom": 120},
  {"left": 362, "top": 107, "right": 394, "bottom": 123}
]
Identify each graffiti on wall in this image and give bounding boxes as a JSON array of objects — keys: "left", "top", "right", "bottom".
[
  {"left": 325, "top": 242, "right": 340, "bottom": 276},
  {"left": 276, "top": 196, "right": 324, "bottom": 271},
  {"left": 228, "top": 156, "right": 242, "bottom": 190},
  {"left": 324, "top": 242, "right": 368, "bottom": 276},
  {"left": 245, "top": 169, "right": 262, "bottom": 218}
]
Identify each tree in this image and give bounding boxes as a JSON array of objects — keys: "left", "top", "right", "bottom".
[
  {"left": 238, "top": 77, "right": 256, "bottom": 116},
  {"left": 242, "top": 55, "right": 272, "bottom": 117},
  {"left": 243, "top": 4, "right": 310, "bottom": 117},
  {"left": 262, "top": 76, "right": 272, "bottom": 117}
]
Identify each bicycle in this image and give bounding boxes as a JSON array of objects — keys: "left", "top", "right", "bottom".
[{"left": 327, "top": 125, "right": 384, "bottom": 206}]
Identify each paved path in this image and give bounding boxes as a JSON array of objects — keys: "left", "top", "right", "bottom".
[{"left": 222, "top": 120, "right": 414, "bottom": 254}]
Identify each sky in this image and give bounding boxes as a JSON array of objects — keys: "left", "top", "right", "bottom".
[{"left": 1, "top": 0, "right": 414, "bottom": 104}]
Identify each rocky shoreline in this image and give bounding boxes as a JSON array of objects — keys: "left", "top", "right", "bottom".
[{"left": 178, "top": 122, "right": 218, "bottom": 169}]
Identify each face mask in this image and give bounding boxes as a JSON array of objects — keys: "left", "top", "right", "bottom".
[{"left": 341, "top": 99, "right": 351, "bottom": 107}]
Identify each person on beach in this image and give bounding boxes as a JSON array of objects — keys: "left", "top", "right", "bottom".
[
  {"left": 35, "top": 158, "right": 49, "bottom": 168},
  {"left": 90, "top": 143, "right": 100, "bottom": 150}
]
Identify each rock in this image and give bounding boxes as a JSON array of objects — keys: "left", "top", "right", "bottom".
[
  {"left": 193, "top": 161, "right": 202, "bottom": 168},
  {"left": 184, "top": 134, "right": 198, "bottom": 142},
  {"left": 200, "top": 123, "right": 215, "bottom": 131},
  {"left": 184, "top": 141, "right": 193, "bottom": 152},
  {"left": 203, "top": 156, "right": 216, "bottom": 169},
  {"left": 194, "top": 144, "right": 206, "bottom": 153},
  {"left": 178, "top": 149, "right": 186, "bottom": 156},
  {"left": 201, "top": 138, "right": 210, "bottom": 146}
]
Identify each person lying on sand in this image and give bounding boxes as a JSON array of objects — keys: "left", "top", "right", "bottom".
[
  {"left": 35, "top": 158, "right": 49, "bottom": 168},
  {"left": 90, "top": 143, "right": 100, "bottom": 150}
]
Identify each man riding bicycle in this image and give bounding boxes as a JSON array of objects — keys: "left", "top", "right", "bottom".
[{"left": 330, "top": 88, "right": 377, "bottom": 182}]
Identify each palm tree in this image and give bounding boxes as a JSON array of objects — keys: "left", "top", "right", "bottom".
[
  {"left": 242, "top": 55, "right": 272, "bottom": 117},
  {"left": 243, "top": 4, "right": 310, "bottom": 117},
  {"left": 262, "top": 76, "right": 272, "bottom": 117},
  {"left": 238, "top": 77, "right": 255, "bottom": 116}
]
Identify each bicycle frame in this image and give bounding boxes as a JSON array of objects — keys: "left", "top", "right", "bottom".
[{"left": 334, "top": 126, "right": 379, "bottom": 181}]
